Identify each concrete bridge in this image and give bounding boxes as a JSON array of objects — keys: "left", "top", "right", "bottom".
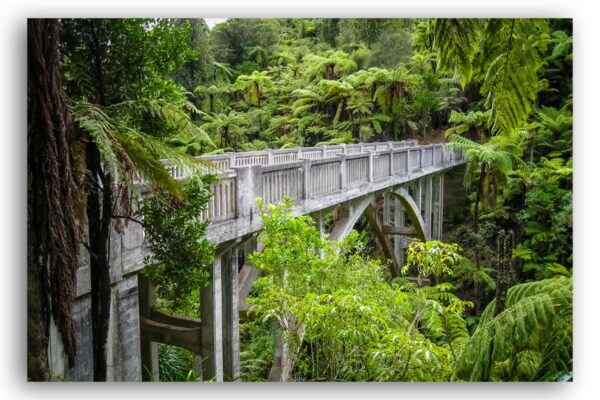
[{"left": 50, "top": 140, "right": 465, "bottom": 382}]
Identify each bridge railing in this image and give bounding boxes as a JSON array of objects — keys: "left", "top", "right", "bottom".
[
  {"left": 160, "top": 141, "right": 464, "bottom": 227},
  {"left": 196, "top": 140, "right": 419, "bottom": 171}
]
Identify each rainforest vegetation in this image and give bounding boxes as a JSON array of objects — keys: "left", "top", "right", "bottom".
[{"left": 27, "top": 18, "right": 572, "bottom": 382}]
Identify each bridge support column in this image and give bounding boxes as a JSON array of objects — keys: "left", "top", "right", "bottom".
[
  {"left": 315, "top": 211, "right": 325, "bottom": 259},
  {"left": 431, "top": 175, "right": 439, "bottom": 241},
  {"left": 424, "top": 175, "right": 433, "bottom": 239},
  {"left": 139, "top": 277, "right": 159, "bottom": 382},
  {"left": 201, "top": 255, "right": 223, "bottom": 381},
  {"left": 268, "top": 320, "right": 290, "bottom": 381},
  {"left": 202, "top": 244, "right": 243, "bottom": 382},
  {"left": 437, "top": 174, "right": 444, "bottom": 240},
  {"left": 394, "top": 195, "right": 405, "bottom": 267},
  {"left": 365, "top": 203, "right": 401, "bottom": 277},
  {"left": 222, "top": 247, "right": 240, "bottom": 381},
  {"left": 383, "top": 192, "right": 391, "bottom": 227},
  {"left": 411, "top": 180, "right": 422, "bottom": 214}
]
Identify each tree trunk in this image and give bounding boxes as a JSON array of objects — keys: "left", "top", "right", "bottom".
[
  {"left": 27, "top": 220, "right": 50, "bottom": 381},
  {"left": 82, "top": 22, "right": 117, "bottom": 381},
  {"left": 493, "top": 230, "right": 513, "bottom": 317},
  {"left": 474, "top": 161, "right": 486, "bottom": 233},
  {"left": 473, "top": 279, "right": 481, "bottom": 314},
  {"left": 223, "top": 126, "right": 230, "bottom": 150},
  {"left": 27, "top": 18, "right": 82, "bottom": 380},
  {"left": 86, "top": 142, "right": 114, "bottom": 381}
]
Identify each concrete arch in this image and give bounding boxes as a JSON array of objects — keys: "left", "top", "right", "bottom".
[
  {"left": 328, "top": 194, "right": 376, "bottom": 241},
  {"left": 328, "top": 186, "right": 430, "bottom": 244},
  {"left": 391, "top": 186, "right": 430, "bottom": 242}
]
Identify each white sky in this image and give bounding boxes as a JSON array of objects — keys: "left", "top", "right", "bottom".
[{"left": 204, "top": 18, "right": 228, "bottom": 30}]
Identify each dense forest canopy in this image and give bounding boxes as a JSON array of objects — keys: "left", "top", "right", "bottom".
[{"left": 27, "top": 17, "right": 572, "bottom": 382}]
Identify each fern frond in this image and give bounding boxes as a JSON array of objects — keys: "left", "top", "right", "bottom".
[
  {"left": 432, "top": 19, "right": 483, "bottom": 86},
  {"left": 455, "top": 277, "right": 572, "bottom": 381},
  {"left": 72, "top": 100, "right": 215, "bottom": 198},
  {"left": 480, "top": 20, "right": 547, "bottom": 136}
]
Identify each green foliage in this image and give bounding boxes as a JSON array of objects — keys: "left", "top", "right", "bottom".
[
  {"left": 480, "top": 20, "right": 547, "bottom": 136},
  {"left": 249, "top": 200, "right": 474, "bottom": 382},
  {"left": 454, "top": 277, "right": 572, "bottom": 381},
  {"left": 445, "top": 110, "right": 490, "bottom": 138},
  {"left": 171, "top": 19, "right": 215, "bottom": 92},
  {"left": 432, "top": 19, "right": 482, "bottom": 86},
  {"left": 71, "top": 99, "right": 214, "bottom": 198},
  {"left": 200, "top": 111, "right": 247, "bottom": 151},
  {"left": 210, "top": 19, "right": 282, "bottom": 69},
  {"left": 304, "top": 50, "right": 358, "bottom": 81},
  {"left": 403, "top": 240, "right": 462, "bottom": 280},
  {"left": 61, "top": 19, "right": 197, "bottom": 105},
  {"left": 157, "top": 344, "right": 199, "bottom": 382},
  {"left": 448, "top": 133, "right": 526, "bottom": 215},
  {"left": 432, "top": 19, "right": 549, "bottom": 136},
  {"left": 514, "top": 179, "right": 572, "bottom": 278},
  {"left": 234, "top": 71, "right": 273, "bottom": 105},
  {"left": 239, "top": 319, "right": 274, "bottom": 382},
  {"left": 138, "top": 176, "right": 216, "bottom": 315}
]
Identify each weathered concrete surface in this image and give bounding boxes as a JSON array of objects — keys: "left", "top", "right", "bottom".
[
  {"left": 49, "top": 220, "right": 145, "bottom": 381},
  {"left": 201, "top": 255, "right": 224, "bottom": 381}
]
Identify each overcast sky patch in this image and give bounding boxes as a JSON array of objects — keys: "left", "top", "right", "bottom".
[{"left": 204, "top": 18, "right": 228, "bottom": 30}]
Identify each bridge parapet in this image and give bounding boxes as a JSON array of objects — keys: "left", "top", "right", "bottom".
[{"left": 156, "top": 141, "right": 464, "bottom": 245}]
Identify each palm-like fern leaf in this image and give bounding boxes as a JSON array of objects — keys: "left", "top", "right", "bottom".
[
  {"left": 72, "top": 100, "right": 215, "bottom": 198},
  {"left": 454, "top": 276, "right": 572, "bottom": 381}
]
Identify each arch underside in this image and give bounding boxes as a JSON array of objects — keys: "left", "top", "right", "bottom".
[
  {"left": 328, "top": 185, "right": 429, "bottom": 242},
  {"left": 326, "top": 184, "right": 430, "bottom": 277}
]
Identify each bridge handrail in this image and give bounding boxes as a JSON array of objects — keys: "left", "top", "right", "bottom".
[
  {"left": 194, "top": 140, "right": 419, "bottom": 172},
  {"left": 142, "top": 141, "right": 465, "bottom": 244}
]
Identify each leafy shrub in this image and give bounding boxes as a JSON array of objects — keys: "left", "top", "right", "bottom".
[{"left": 138, "top": 175, "right": 216, "bottom": 315}]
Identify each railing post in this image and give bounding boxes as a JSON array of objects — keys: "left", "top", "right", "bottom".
[
  {"left": 432, "top": 146, "right": 436, "bottom": 166},
  {"left": 267, "top": 149, "right": 274, "bottom": 165},
  {"left": 406, "top": 148, "right": 410, "bottom": 173},
  {"left": 340, "top": 154, "right": 347, "bottom": 189},
  {"left": 441, "top": 144, "right": 445, "bottom": 164},
  {"left": 420, "top": 148, "right": 424, "bottom": 170},
  {"left": 388, "top": 150, "right": 394, "bottom": 176},
  {"left": 229, "top": 153, "right": 236, "bottom": 169},
  {"left": 303, "top": 158, "right": 312, "bottom": 199},
  {"left": 368, "top": 151, "right": 374, "bottom": 182},
  {"left": 233, "top": 165, "right": 262, "bottom": 220},
  {"left": 341, "top": 143, "right": 346, "bottom": 154},
  {"left": 321, "top": 145, "right": 327, "bottom": 158}
]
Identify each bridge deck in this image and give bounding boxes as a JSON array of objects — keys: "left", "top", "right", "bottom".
[{"left": 158, "top": 140, "right": 465, "bottom": 245}]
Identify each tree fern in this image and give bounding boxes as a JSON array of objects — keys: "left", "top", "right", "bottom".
[
  {"left": 432, "top": 19, "right": 483, "bottom": 85},
  {"left": 481, "top": 20, "right": 546, "bottom": 136},
  {"left": 454, "top": 276, "right": 572, "bottom": 381},
  {"left": 432, "top": 19, "right": 549, "bottom": 137},
  {"left": 444, "top": 110, "right": 491, "bottom": 138},
  {"left": 72, "top": 100, "right": 214, "bottom": 198}
]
